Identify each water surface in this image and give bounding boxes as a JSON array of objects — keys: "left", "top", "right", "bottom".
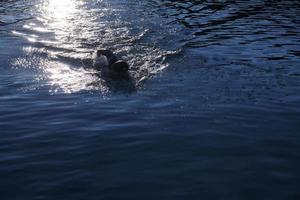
[{"left": 1, "top": 0, "right": 300, "bottom": 199}]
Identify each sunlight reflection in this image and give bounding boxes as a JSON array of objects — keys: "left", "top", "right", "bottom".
[
  {"left": 36, "top": 0, "right": 100, "bottom": 93},
  {"left": 12, "top": 0, "right": 169, "bottom": 94},
  {"left": 39, "top": 0, "right": 85, "bottom": 38},
  {"left": 45, "top": 0, "right": 78, "bottom": 21},
  {"left": 43, "top": 61, "right": 107, "bottom": 94},
  {"left": 12, "top": 46, "right": 109, "bottom": 94}
]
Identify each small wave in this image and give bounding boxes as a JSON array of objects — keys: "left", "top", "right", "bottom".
[{"left": 0, "top": 0, "right": 33, "bottom": 25}]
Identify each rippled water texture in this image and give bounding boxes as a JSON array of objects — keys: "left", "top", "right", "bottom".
[
  {"left": 1, "top": 0, "right": 300, "bottom": 199},
  {"left": 2, "top": 0, "right": 179, "bottom": 93}
]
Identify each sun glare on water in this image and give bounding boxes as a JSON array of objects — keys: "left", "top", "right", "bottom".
[
  {"left": 44, "top": 0, "right": 78, "bottom": 20},
  {"left": 12, "top": 0, "right": 163, "bottom": 94},
  {"left": 35, "top": 0, "right": 97, "bottom": 93},
  {"left": 10, "top": 0, "right": 103, "bottom": 94}
]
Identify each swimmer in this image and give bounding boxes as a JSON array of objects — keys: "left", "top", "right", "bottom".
[{"left": 93, "top": 49, "right": 129, "bottom": 73}]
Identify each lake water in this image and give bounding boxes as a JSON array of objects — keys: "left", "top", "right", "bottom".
[{"left": 1, "top": 0, "right": 300, "bottom": 199}]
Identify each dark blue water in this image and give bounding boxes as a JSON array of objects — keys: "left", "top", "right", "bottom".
[{"left": 1, "top": 0, "right": 300, "bottom": 199}]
